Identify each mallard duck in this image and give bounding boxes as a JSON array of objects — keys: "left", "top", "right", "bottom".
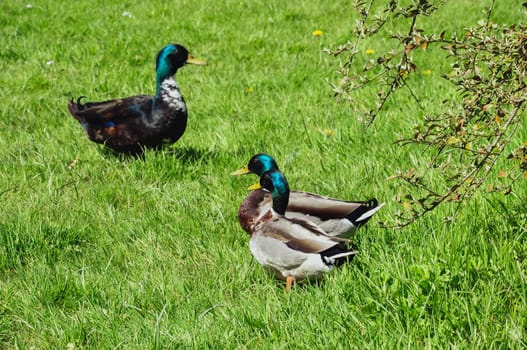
[
  {"left": 238, "top": 169, "right": 358, "bottom": 291},
  {"left": 67, "top": 43, "right": 205, "bottom": 154},
  {"left": 232, "top": 153, "right": 384, "bottom": 238}
]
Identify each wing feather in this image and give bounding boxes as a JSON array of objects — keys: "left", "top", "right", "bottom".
[
  {"left": 67, "top": 95, "right": 153, "bottom": 123},
  {"left": 259, "top": 217, "right": 348, "bottom": 254},
  {"left": 288, "top": 191, "right": 377, "bottom": 220}
]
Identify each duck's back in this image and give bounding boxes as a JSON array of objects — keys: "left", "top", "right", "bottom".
[{"left": 68, "top": 94, "right": 188, "bottom": 153}]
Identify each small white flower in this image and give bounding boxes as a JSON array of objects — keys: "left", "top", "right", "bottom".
[
  {"left": 122, "top": 11, "right": 133, "bottom": 18},
  {"left": 26, "top": 4, "right": 33, "bottom": 8},
  {"left": 46, "top": 60, "right": 55, "bottom": 65}
]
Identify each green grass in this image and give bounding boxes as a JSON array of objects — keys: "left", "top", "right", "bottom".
[{"left": 1, "top": 0, "right": 526, "bottom": 348}]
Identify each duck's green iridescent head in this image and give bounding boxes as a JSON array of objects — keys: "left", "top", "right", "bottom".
[
  {"left": 259, "top": 169, "right": 290, "bottom": 215},
  {"left": 155, "top": 44, "right": 205, "bottom": 83},
  {"left": 231, "top": 153, "right": 280, "bottom": 177}
]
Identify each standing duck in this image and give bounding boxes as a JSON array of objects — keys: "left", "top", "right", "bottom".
[
  {"left": 238, "top": 169, "right": 358, "bottom": 291},
  {"left": 67, "top": 44, "right": 205, "bottom": 154},
  {"left": 232, "top": 153, "right": 384, "bottom": 238}
]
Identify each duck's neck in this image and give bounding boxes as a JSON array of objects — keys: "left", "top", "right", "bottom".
[
  {"left": 272, "top": 190, "right": 289, "bottom": 216},
  {"left": 155, "top": 75, "right": 181, "bottom": 99},
  {"left": 134, "top": 75, "right": 185, "bottom": 128},
  {"left": 153, "top": 75, "right": 186, "bottom": 111}
]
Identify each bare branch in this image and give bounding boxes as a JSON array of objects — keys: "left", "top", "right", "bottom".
[{"left": 328, "top": 1, "right": 527, "bottom": 227}]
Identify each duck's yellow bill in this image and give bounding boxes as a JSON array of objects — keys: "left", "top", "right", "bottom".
[
  {"left": 186, "top": 54, "right": 207, "bottom": 66},
  {"left": 230, "top": 166, "right": 250, "bottom": 176},
  {"left": 247, "top": 182, "right": 262, "bottom": 191}
]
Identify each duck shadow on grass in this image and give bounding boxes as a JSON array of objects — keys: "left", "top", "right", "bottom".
[
  {"left": 165, "top": 146, "right": 222, "bottom": 164},
  {"left": 273, "top": 258, "right": 363, "bottom": 292},
  {"left": 98, "top": 144, "right": 222, "bottom": 164}
]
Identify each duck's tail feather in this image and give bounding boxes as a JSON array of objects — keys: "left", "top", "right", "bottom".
[
  {"left": 329, "top": 250, "right": 359, "bottom": 260},
  {"left": 67, "top": 96, "right": 88, "bottom": 122},
  {"left": 348, "top": 199, "right": 385, "bottom": 227},
  {"left": 321, "top": 244, "right": 358, "bottom": 267}
]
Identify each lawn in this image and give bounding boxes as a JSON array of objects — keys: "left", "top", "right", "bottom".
[{"left": 1, "top": 0, "right": 526, "bottom": 348}]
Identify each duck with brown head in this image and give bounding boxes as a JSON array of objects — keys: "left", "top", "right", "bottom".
[
  {"left": 232, "top": 153, "right": 384, "bottom": 238},
  {"left": 238, "top": 169, "right": 358, "bottom": 291}
]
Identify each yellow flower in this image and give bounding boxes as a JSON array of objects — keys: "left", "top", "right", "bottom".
[
  {"left": 322, "top": 128, "right": 334, "bottom": 137},
  {"left": 422, "top": 69, "right": 432, "bottom": 75},
  {"left": 245, "top": 86, "right": 253, "bottom": 94},
  {"left": 312, "top": 29, "right": 323, "bottom": 36},
  {"left": 365, "top": 49, "right": 375, "bottom": 55}
]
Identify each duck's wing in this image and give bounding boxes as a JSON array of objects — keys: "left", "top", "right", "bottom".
[
  {"left": 260, "top": 217, "right": 349, "bottom": 254},
  {"left": 67, "top": 95, "right": 153, "bottom": 124},
  {"left": 251, "top": 217, "right": 356, "bottom": 276},
  {"left": 288, "top": 191, "right": 384, "bottom": 226},
  {"left": 249, "top": 229, "right": 313, "bottom": 280}
]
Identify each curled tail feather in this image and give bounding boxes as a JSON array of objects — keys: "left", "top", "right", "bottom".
[{"left": 67, "top": 96, "right": 87, "bottom": 122}]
